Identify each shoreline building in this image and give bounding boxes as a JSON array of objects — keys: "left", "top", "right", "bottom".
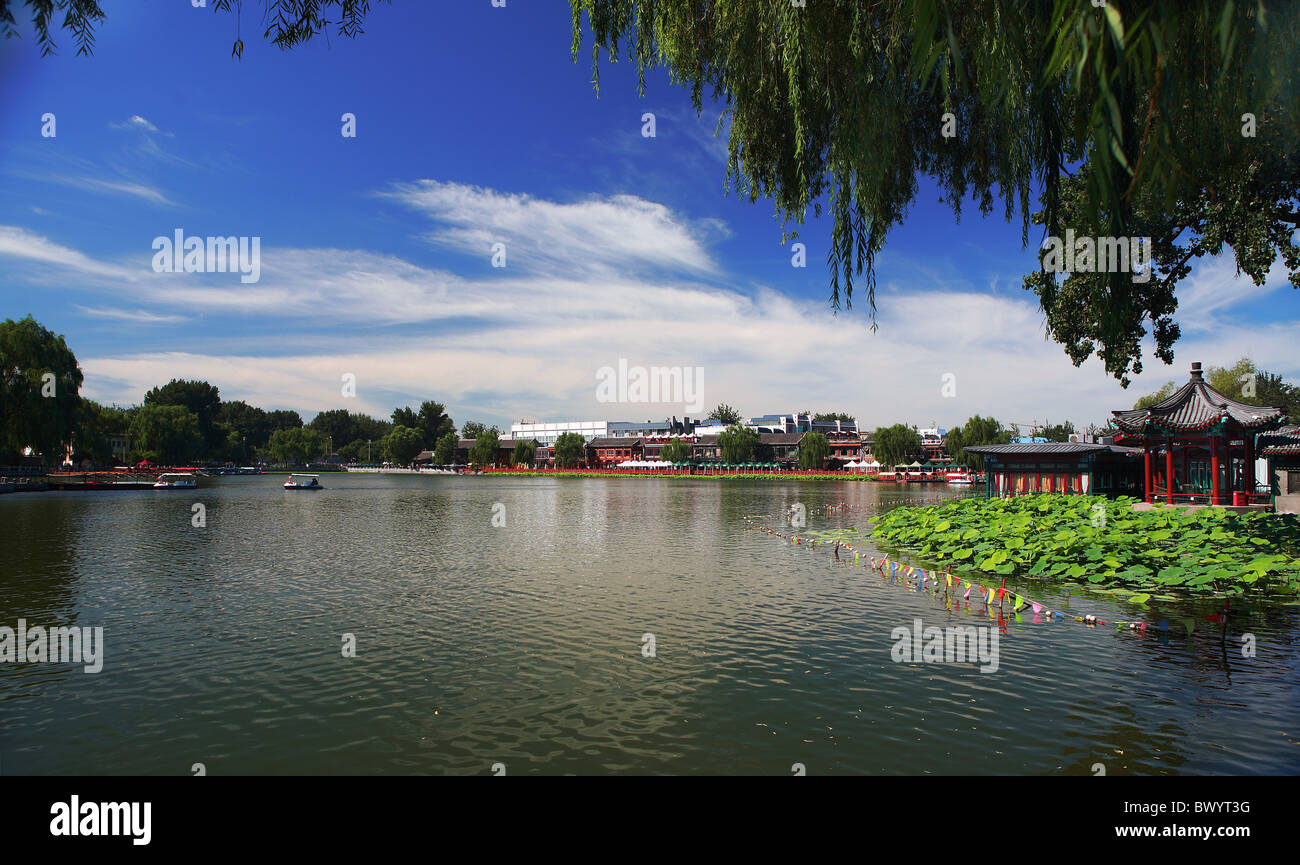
[
  {"left": 964, "top": 441, "right": 1144, "bottom": 497},
  {"left": 1110, "top": 362, "right": 1285, "bottom": 506}
]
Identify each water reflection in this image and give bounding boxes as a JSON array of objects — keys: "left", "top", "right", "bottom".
[{"left": 0, "top": 476, "right": 1296, "bottom": 775}]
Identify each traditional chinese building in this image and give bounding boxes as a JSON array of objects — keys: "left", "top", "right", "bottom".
[
  {"left": 964, "top": 442, "right": 1144, "bottom": 497},
  {"left": 1259, "top": 424, "right": 1300, "bottom": 514},
  {"left": 586, "top": 437, "right": 644, "bottom": 466},
  {"left": 1110, "top": 362, "right": 1285, "bottom": 506}
]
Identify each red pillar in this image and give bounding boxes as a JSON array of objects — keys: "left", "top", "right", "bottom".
[
  {"left": 1211, "top": 438, "right": 1220, "bottom": 505},
  {"left": 1244, "top": 434, "right": 1255, "bottom": 502},
  {"left": 1166, "top": 442, "right": 1175, "bottom": 504},
  {"left": 1144, "top": 444, "right": 1152, "bottom": 503}
]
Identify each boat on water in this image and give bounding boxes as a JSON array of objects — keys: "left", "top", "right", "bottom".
[
  {"left": 284, "top": 473, "right": 323, "bottom": 490},
  {"left": 153, "top": 472, "right": 199, "bottom": 489},
  {"left": 946, "top": 466, "right": 975, "bottom": 485}
]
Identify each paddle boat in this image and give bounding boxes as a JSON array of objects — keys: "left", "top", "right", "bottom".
[
  {"left": 283, "top": 473, "right": 323, "bottom": 490},
  {"left": 153, "top": 472, "right": 199, "bottom": 489}
]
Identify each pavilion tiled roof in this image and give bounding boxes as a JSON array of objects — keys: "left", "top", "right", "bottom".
[
  {"left": 964, "top": 442, "right": 1142, "bottom": 456},
  {"left": 1259, "top": 425, "right": 1300, "bottom": 457},
  {"left": 1111, "top": 363, "right": 1284, "bottom": 433}
]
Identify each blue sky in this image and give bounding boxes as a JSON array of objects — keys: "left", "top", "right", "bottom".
[{"left": 1, "top": 1, "right": 1296, "bottom": 433}]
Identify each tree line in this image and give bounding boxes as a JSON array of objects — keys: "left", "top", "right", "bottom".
[{"left": 0, "top": 316, "right": 495, "bottom": 468}]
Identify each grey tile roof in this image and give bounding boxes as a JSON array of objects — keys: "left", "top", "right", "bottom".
[
  {"left": 964, "top": 442, "right": 1142, "bottom": 456},
  {"left": 1112, "top": 364, "right": 1284, "bottom": 433}
]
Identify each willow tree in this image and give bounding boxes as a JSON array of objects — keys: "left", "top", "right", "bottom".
[
  {"left": 569, "top": 0, "right": 1299, "bottom": 384},
  {"left": 0, "top": 315, "right": 84, "bottom": 465}
]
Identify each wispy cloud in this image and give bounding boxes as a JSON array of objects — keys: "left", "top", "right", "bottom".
[
  {"left": 74, "top": 305, "right": 189, "bottom": 324},
  {"left": 52, "top": 175, "right": 174, "bottom": 205},
  {"left": 6, "top": 181, "right": 1295, "bottom": 429},
  {"left": 383, "top": 180, "right": 720, "bottom": 277},
  {"left": 109, "top": 115, "right": 159, "bottom": 134}
]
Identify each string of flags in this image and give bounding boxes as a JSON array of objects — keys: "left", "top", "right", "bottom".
[{"left": 741, "top": 514, "right": 1231, "bottom": 637}]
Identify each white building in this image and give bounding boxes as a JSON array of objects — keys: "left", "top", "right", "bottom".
[{"left": 510, "top": 420, "right": 608, "bottom": 446}]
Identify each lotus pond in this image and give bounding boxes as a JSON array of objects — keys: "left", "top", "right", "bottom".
[{"left": 866, "top": 494, "right": 1300, "bottom": 606}]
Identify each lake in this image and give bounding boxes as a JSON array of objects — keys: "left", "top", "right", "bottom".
[{"left": 1, "top": 474, "right": 1297, "bottom": 775}]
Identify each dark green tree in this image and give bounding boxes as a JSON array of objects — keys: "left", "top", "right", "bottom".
[
  {"left": 267, "top": 427, "right": 323, "bottom": 465},
  {"left": 0, "top": 315, "right": 84, "bottom": 465},
  {"left": 433, "top": 431, "right": 459, "bottom": 466},
  {"left": 554, "top": 432, "right": 586, "bottom": 468},
  {"left": 72, "top": 399, "right": 131, "bottom": 466},
  {"left": 718, "top": 424, "right": 759, "bottom": 463},
  {"left": 468, "top": 429, "right": 501, "bottom": 467},
  {"left": 383, "top": 425, "right": 424, "bottom": 465},
  {"left": 660, "top": 437, "right": 690, "bottom": 463},
  {"left": 873, "top": 424, "right": 921, "bottom": 468},
  {"left": 129, "top": 404, "right": 203, "bottom": 465},
  {"left": 707, "top": 404, "right": 743, "bottom": 425},
  {"left": 459, "top": 420, "right": 498, "bottom": 439},
  {"left": 945, "top": 416, "right": 1012, "bottom": 469},
  {"left": 1041, "top": 421, "right": 1077, "bottom": 443},
  {"left": 798, "top": 431, "right": 829, "bottom": 468},
  {"left": 144, "top": 379, "right": 223, "bottom": 455},
  {"left": 511, "top": 440, "right": 537, "bottom": 467},
  {"left": 417, "top": 400, "right": 455, "bottom": 443}
]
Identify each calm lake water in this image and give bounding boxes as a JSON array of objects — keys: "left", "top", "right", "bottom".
[{"left": 1, "top": 475, "right": 1297, "bottom": 775}]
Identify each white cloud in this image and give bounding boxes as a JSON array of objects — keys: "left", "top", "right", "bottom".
[
  {"left": 6, "top": 183, "right": 1295, "bottom": 430},
  {"left": 383, "top": 180, "right": 719, "bottom": 277}
]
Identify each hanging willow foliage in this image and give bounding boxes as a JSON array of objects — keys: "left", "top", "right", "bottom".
[{"left": 570, "top": 0, "right": 1299, "bottom": 384}]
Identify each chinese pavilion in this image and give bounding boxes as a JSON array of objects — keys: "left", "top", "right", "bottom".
[{"left": 1110, "top": 362, "right": 1286, "bottom": 506}]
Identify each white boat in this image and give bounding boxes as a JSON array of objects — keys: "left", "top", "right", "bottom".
[
  {"left": 946, "top": 467, "right": 974, "bottom": 485},
  {"left": 284, "top": 473, "right": 323, "bottom": 490},
  {"left": 153, "top": 472, "right": 198, "bottom": 489}
]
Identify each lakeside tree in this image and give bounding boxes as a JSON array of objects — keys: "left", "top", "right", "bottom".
[
  {"left": 718, "top": 424, "right": 758, "bottom": 463},
  {"left": 707, "top": 404, "right": 742, "bottom": 425},
  {"left": 553, "top": 432, "right": 586, "bottom": 468},
  {"left": 0, "top": 315, "right": 84, "bottom": 465},
  {"left": 468, "top": 429, "right": 501, "bottom": 467},
  {"left": 945, "top": 416, "right": 1013, "bottom": 469},
  {"left": 267, "top": 427, "right": 323, "bottom": 465},
  {"left": 798, "top": 431, "right": 829, "bottom": 469},
  {"left": 873, "top": 424, "right": 921, "bottom": 468},
  {"left": 1041, "top": 421, "right": 1078, "bottom": 443},
  {"left": 391, "top": 406, "right": 419, "bottom": 430},
  {"left": 73, "top": 400, "right": 132, "bottom": 465},
  {"left": 568, "top": 0, "right": 1300, "bottom": 385},
  {"left": 384, "top": 425, "right": 424, "bottom": 465},
  {"left": 129, "top": 404, "right": 203, "bottom": 465},
  {"left": 144, "top": 379, "right": 224, "bottom": 454},
  {"left": 309, "top": 409, "right": 389, "bottom": 453},
  {"left": 433, "top": 431, "right": 458, "bottom": 466},
  {"left": 813, "top": 412, "right": 855, "bottom": 423},
  {"left": 660, "top": 437, "right": 690, "bottom": 463},
  {"left": 217, "top": 400, "right": 274, "bottom": 456},
  {"left": 460, "top": 420, "right": 498, "bottom": 439},
  {"left": 416, "top": 401, "right": 455, "bottom": 444},
  {"left": 511, "top": 440, "right": 536, "bottom": 467}
]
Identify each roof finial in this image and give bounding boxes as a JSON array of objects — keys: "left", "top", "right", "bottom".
[{"left": 1190, "top": 361, "right": 1203, "bottom": 381}]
